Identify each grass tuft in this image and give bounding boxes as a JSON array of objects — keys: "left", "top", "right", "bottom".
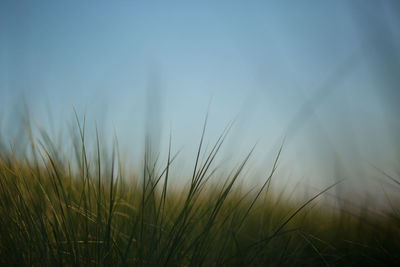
[{"left": 0, "top": 113, "right": 399, "bottom": 266}]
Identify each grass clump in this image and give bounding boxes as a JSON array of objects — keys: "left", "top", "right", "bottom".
[{"left": 0, "top": 113, "right": 399, "bottom": 266}]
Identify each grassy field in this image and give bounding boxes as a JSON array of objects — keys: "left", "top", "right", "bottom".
[{"left": 0, "top": 115, "right": 399, "bottom": 266}]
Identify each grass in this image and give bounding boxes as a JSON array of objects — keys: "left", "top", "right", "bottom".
[{"left": 0, "top": 113, "right": 399, "bottom": 266}]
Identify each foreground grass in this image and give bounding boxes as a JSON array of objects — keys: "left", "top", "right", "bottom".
[{"left": 0, "top": 117, "right": 399, "bottom": 266}]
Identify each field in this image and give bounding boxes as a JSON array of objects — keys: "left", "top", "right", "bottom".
[{"left": 0, "top": 115, "right": 399, "bottom": 266}]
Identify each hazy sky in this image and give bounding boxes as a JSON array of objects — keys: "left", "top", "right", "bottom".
[{"left": 1, "top": 1, "right": 399, "bottom": 193}]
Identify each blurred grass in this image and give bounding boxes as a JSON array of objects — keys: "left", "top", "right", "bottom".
[{"left": 0, "top": 113, "right": 399, "bottom": 266}]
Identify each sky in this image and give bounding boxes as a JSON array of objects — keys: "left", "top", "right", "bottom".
[{"left": 1, "top": 1, "right": 399, "bottom": 198}]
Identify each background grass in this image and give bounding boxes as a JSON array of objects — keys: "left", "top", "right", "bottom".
[{"left": 0, "top": 113, "right": 399, "bottom": 266}]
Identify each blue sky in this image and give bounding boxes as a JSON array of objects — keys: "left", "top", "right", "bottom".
[{"left": 1, "top": 1, "right": 399, "bottom": 193}]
